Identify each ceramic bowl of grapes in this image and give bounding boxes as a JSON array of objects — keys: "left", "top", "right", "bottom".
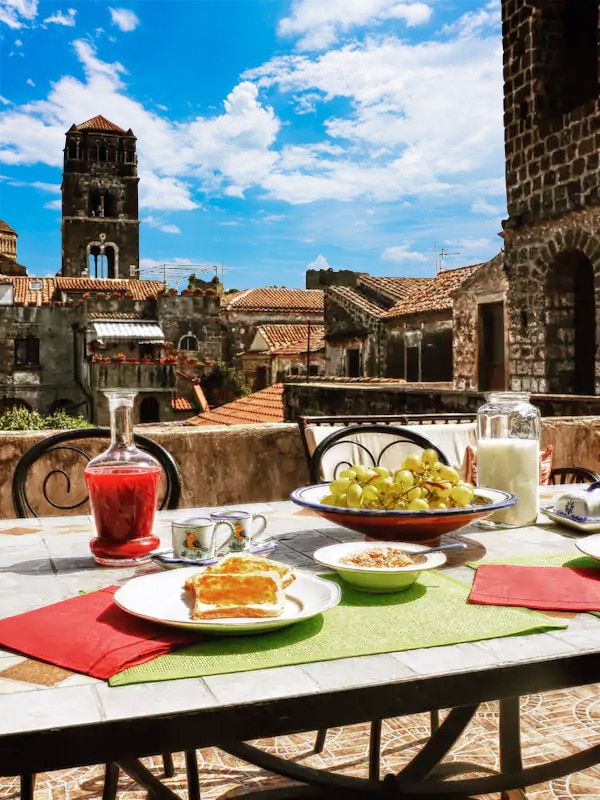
[{"left": 290, "top": 450, "right": 517, "bottom": 545}]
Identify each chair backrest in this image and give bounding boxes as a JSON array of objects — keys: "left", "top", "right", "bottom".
[
  {"left": 12, "top": 428, "right": 182, "bottom": 518},
  {"left": 308, "top": 423, "right": 451, "bottom": 484},
  {"left": 549, "top": 466, "right": 600, "bottom": 485}
]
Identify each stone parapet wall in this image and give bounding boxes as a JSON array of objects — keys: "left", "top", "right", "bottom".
[{"left": 1, "top": 417, "right": 600, "bottom": 518}]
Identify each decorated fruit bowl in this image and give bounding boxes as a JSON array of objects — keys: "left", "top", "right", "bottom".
[{"left": 290, "top": 484, "right": 517, "bottom": 545}]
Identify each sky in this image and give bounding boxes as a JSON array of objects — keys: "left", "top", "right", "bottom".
[{"left": 0, "top": 0, "right": 505, "bottom": 291}]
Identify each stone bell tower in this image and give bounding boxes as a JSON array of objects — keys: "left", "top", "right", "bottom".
[
  {"left": 61, "top": 115, "right": 140, "bottom": 279},
  {"left": 501, "top": 0, "right": 600, "bottom": 395}
]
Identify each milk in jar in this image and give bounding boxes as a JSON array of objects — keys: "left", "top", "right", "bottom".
[
  {"left": 476, "top": 437, "right": 539, "bottom": 525},
  {"left": 476, "top": 391, "right": 541, "bottom": 527}
]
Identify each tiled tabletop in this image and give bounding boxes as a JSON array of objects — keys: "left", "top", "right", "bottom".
[{"left": 1, "top": 487, "right": 599, "bottom": 783}]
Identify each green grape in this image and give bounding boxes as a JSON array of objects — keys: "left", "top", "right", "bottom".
[
  {"left": 439, "top": 464, "right": 460, "bottom": 483},
  {"left": 429, "top": 499, "right": 449, "bottom": 510},
  {"left": 354, "top": 465, "right": 377, "bottom": 483},
  {"left": 320, "top": 494, "right": 338, "bottom": 506},
  {"left": 450, "top": 483, "right": 475, "bottom": 507},
  {"left": 421, "top": 448, "right": 439, "bottom": 466},
  {"left": 402, "top": 454, "right": 421, "bottom": 472},
  {"left": 346, "top": 483, "right": 363, "bottom": 508},
  {"left": 372, "top": 475, "right": 394, "bottom": 493},
  {"left": 338, "top": 468, "right": 357, "bottom": 480},
  {"left": 407, "top": 498, "right": 430, "bottom": 511},
  {"left": 329, "top": 477, "right": 352, "bottom": 495},
  {"left": 362, "top": 485, "right": 379, "bottom": 502},
  {"left": 372, "top": 466, "right": 391, "bottom": 479},
  {"left": 393, "top": 469, "right": 414, "bottom": 489},
  {"left": 406, "top": 486, "right": 422, "bottom": 502}
]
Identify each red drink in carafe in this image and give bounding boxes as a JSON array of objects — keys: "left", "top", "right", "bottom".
[{"left": 86, "top": 463, "right": 161, "bottom": 564}]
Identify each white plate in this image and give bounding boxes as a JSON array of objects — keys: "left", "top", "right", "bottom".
[
  {"left": 114, "top": 566, "right": 341, "bottom": 634},
  {"left": 541, "top": 506, "right": 600, "bottom": 533},
  {"left": 575, "top": 534, "right": 600, "bottom": 561}
]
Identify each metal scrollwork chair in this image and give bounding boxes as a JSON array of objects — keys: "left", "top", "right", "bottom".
[
  {"left": 309, "top": 422, "right": 451, "bottom": 484},
  {"left": 549, "top": 466, "right": 600, "bottom": 485},
  {"left": 12, "top": 428, "right": 194, "bottom": 800},
  {"left": 12, "top": 427, "right": 181, "bottom": 518}
]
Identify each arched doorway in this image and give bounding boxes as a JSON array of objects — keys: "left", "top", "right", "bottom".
[
  {"left": 139, "top": 396, "right": 160, "bottom": 423},
  {"left": 546, "top": 249, "right": 596, "bottom": 394}
]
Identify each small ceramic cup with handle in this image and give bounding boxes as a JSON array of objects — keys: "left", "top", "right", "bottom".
[
  {"left": 209, "top": 509, "right": 268, "bottom": 553},
  {"left": 171, "top": 516, "right": 235, "bottom": 561}
]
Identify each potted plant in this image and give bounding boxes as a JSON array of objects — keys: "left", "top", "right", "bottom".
[{"left": 111, "top": 352, "right": 127, "bottom": 363}]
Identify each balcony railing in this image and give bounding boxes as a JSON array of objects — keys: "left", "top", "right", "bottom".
[{"left": 86, "top": 361, "right": 177, "bottom": 391}]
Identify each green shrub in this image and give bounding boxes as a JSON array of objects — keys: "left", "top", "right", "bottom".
[{"left": 0, "top": 406, "right": 93, "bottom": 431}]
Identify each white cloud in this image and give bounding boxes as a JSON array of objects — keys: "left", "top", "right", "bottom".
[
  {"left": 0, "top": 0, "right": 37, "bottom": 29},
  {"left": 307, "top": 254, "right": 332, "bottom": 269},
  {"left": 142, "top": 215, "right": 181, "bottom": 234},
  {"left": 381, "top": 244, "right": 428, "bottom": 263},
  {"left": 279, "top": 0, "right": 432, "bottom": 51},
  {"left": 139, "top": 172, "right": 199, "bottom": 211},
  {"left": 471, "top": 197, "right": 501, "bottom": 216},
  {"left": 109, "top": 8, "right": 139, "bottom": 32},
  {"left": 43, "top": 8, "right": 76, "bottom": 26},
  {"left": 26, "top": 78, "right": 34, "bottom": 87}
]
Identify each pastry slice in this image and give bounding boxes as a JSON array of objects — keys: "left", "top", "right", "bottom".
[
  {"left": 204, "top": 552, "right": 296, "bottom": 589},
  {"left": 189, "top": 571, "right": 285, "bottom": 620}
]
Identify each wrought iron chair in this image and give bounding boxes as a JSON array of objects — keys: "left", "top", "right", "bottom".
[
  {"left": 549, "top": 466, "right": 600, "bottom": 485},
  {"left": 12, "top": 429, "right": 194, "bottom": 800},
  {"left": 308, "top": 422, "right": 451, "bottom": 484},
  {"left": 12, "top": 427, "right": 181, "bottom": 517}
]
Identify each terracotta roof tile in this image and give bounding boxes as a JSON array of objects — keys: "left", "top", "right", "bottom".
[
  {"left": 221, "top": 288, "right": 324, "bottom": 312},
  {"left": 0, "top": 219, "right": 17, "bottom": 235},
  {"left": 357, "top": 275, "right": 432, "bottom": 303},
  {"left": 2, "top": 277, "right": 166, "bottom": 305},
  {"left": 253, "top": 324, "right": 326, "bottom": 354},
  {"left": 172, "top": 396, "right": 192, "bottom": 411},
  {"left": 73, "top": 115, "right": 127, "bottom": 133},
  {"left": 384, "top": 265, "right": 483, "bottom": 319},
  {"left": 87, "top": 311, "right": 142, "bottom": 319},
  {"left": 186, "top": 383, "right": 285, "bottom": 426},
  {"left": 328, "top": 285, "right": 387, "bottom": 317}
]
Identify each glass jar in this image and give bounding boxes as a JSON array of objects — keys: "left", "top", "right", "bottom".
[
  {"left": 84, "top": 390, "right": 162, "bottom": 566},
  {"left": 476, "top": 391, "right": 541, "bottom": 527}
]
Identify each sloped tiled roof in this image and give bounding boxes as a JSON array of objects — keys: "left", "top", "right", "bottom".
[
  {"left": 186, "top": 383, "right": 285, "bottom": 426},
  {"left": 384, "top": 265, "right": 483, "bottom": 319},
  {"left": 172, "top": 396, "right": 193, "bottom": 411},
  {"left": 221, "top": 288, "right": 324, "bottom": 312},
  {"left": 274, "top": 330, "right": 326, "bottom": 357},
  {"left": 73, "top": 115, "right": 127, "bottom": 133},
  {"left": 0, "top": 219, "right": 17, "bottom": 235},
  {"left": 88, "top": 311, "right": 142, "bottom": 319},
  {"left": 254, "top": 324, "right": 326, "bottom": 354},
  {"left": 357, "top": 275, "right": 431, "bottom": 303},
  {"left": 2, "top": 277, "right": 166, "bottom": 305},
  {"left": 328, "top": 285, "right": 387, "bottom": 318}
]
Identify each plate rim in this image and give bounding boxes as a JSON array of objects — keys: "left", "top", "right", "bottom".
[
  {"left": 575, "top": 533, "right": 600, "bottom": 560},
  {"left": 312, "top": 542, "right": 446, "bottom": 573},
  {"left": 114, "top": 566, "right": 341, "bottom": 632},
  {"left": 291, "top": 483, "right": 516, "bottom": 518}
]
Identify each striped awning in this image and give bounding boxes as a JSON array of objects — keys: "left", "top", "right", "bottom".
[{"left": 90, "top": 321, "right": 165, "bottom": 343}]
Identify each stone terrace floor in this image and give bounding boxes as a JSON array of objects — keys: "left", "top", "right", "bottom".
[{"left": 2, "top": 684, "right": 600, "bottom": 800}]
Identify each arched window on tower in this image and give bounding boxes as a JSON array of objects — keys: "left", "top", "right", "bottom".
[{"left": 179, "top": 333, "right": 199, "bottom": 351}]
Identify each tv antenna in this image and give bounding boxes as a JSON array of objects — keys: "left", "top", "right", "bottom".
[
  {"left": 434, "top": 242, "right": 460, "bottom": 274},
  {"left": 138, "top": 262, "right": 229, "bottom": 288}
]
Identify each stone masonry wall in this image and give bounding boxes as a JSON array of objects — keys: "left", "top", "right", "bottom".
[{"left": 501, "top": 0, "right": 600, "bottom": 395}]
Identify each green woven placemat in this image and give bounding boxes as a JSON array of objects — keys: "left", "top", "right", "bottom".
[{"left": 110, "top": 571, "right": 566, "bottom": 687}]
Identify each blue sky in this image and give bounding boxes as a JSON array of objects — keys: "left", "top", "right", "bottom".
[{"left": 0, "top": 0, "right": 505, "bottom": 291}]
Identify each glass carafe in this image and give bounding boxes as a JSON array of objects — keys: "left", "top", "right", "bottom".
[
  {"left": 476, "top": 391, "right": 541, "bottom": 527},
  {"left": 85, "top": 390, "right": 161, "bottom": 566}
]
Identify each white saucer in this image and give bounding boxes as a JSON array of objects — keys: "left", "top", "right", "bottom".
[{"left": 541, "top": 506, "right": 600, "bottom": 534}]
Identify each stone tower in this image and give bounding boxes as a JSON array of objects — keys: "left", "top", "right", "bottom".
[
  {"left": 501, "top": 1, "right": 600, "bottom": 395},
  {"left": 61, "top": 115, "right": 140, "bottom": 279}
]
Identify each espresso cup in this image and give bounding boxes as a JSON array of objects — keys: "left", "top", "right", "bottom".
[
  {"left": 209, "top": 510, "right": 268, "bottom": 553},
  {"left": 171, "top": 517, "right": 234, "bottom": 561}
]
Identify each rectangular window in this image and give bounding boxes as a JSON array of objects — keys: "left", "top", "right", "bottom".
[{"left": 15, "top": 337, "right": 40, "bottom": 367}]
